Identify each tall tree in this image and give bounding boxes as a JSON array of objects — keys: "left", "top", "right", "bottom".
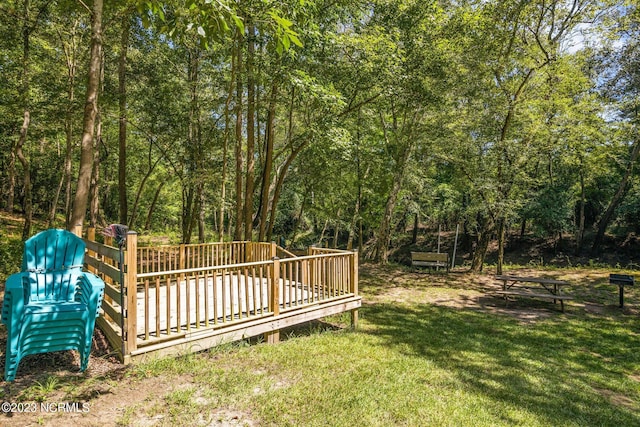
[
  {"left": 70, "top": 0, "right": 103, "bottom": 234},
  {"left": 118, "top": 14, "right": 130, "bottom": 225}
]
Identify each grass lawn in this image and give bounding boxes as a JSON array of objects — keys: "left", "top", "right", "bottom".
[{"left": 1, "top": 264, "right": 639, "bottom": 426}]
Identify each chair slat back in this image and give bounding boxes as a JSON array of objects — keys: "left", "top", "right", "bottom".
[{"left": 21, "top": 229, "right": 86, "bottom": 302}]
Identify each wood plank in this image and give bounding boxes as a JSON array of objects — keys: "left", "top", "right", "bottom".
[
  {"left": 125, "top": 232, "right": 138, "bottom": 353},
  {"left": 495, "top": 275, "right": 569, "bottom": 285},
  {"left": 411, "top": 252, "right": 449, "bottom": 262},
  {"left": 412, "top": 260, "right": 449, "bottom": 266},
  {"left": 102, "top": 300, "right": 123, "bottom": 325},
  {"left": 84, "top": 239, "right": 121, "bottom": 260},
  {"left": 96, "top": 316, "right": 123, "bottom": 361},
  {"left": 85, "top": 256, "right": 122, "bottom": 283},
  {"left": 495, "top": 290, "right": 573, "bottom": 300},
  {"left": 103, "top": 282, "right": 121, "bottom": 302},
  {"left": 129, "top": 296, "right": 362, "bottom": 361},
  {"left": 166, "top": 276, "right": 172, "bottom": 335}
]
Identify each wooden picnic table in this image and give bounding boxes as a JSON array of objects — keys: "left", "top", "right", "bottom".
[{"left": 494, "top": 275, "right": 573, "bottom": 312}]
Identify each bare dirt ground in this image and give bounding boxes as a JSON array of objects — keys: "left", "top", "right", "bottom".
[{"left": 1, "top": 264, "right": 636, "bottom": 426}]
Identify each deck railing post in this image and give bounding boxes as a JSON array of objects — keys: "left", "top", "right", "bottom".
[
  {"left": 350, "top": 249, "right": 359, "bottom": 328},
  {"left": 245, "top": 241, "right": 253, "bottom": 263},
  {"left": 179, "top": 243, "right": 186, "bottom": 270},
  {"left": 124, "top": 231, "right": 138, "bottom": 360},
  {"left": 266, "top": 257, "right": 281, "bottom": 344},
  {"left": 271, "top": 241, "right": 277, "bottom": 259},
  {"left": 87, "top": 227, "right": 96, "bottom": 274},
  {"left": 308, "top": 246, "right": 316, "bottom": 295}
]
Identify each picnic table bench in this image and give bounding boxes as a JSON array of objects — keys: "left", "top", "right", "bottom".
[
  {"left": 411, "top": 252, "right": 449, "bottom": 272},
  {"left": 495, "top": 275, "right": 573, "bottom": 312}
]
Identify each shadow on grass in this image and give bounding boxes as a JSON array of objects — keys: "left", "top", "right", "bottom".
[{"left": 362, "top": 302, "right": 640, "bottom": 426}]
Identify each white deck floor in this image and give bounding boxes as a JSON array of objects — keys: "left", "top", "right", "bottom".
[{"left": 136, "top": 274, "right": 317, "bottom": 337}]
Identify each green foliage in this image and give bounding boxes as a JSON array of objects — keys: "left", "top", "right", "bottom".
[
  {"left": 0, "top": 0, "right": 639, "bottom": 266},
  {"left": 0, "top": 230, "right": 22, "bottom": 282},
  {"left": 523, "top": 184, "right": 574, "bottom": 237}
]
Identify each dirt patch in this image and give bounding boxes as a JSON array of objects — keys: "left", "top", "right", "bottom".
[
  {"left": 208, "top": 409, "right": 257, "bottom": 426},
  {"left": 594, "top": 387, "right": 638, "bottom": 410},
  {"left": 360, "top": 264, "right": 579, "bottom": 323}
]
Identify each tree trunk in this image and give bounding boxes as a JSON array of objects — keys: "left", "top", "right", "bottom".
[
  {"left": 258, "top": 82, "right": 278, "bottom": 241},
  {"left": 348, "top": 112, "right": 364, "bottom": 251},
  {"left": 16, "top": 111, "right": 32, "bottom": 241},
  {"left": 576, "top": 167, "right": 586, "bottom": 254},
  {"left": 244, "top": 23, "right": 256, "bottom": 241},
  {"left": 266, "top": 88, "right": 307, "bottom": 241},
  {"left": 374, "top": 160, "right": 409, "bottom": 264},
  {"left": 374, "top": 121, "right": 415, "bottom": 264},
  {"left": 316, "top": 218, "right": 328, "bottom": 248},
  {"left": 496, "top": 217, "right": 506, "bottom": 275},
  {"left": 118, "top": 15, "right": 129, "bottom": 225},
  {"left": 233, "top": 32, "right": 244, "bottom": 241},
  {"left": 220, "top": 115, "right": 228, "bottom": 241},
  {"left": 291, "top": 195, "right": 308, "bottom": 247},
  {"left": 128, "top": 146, "right": 161, "bottom": 229},
  {"left": 412, "top": 213, "right": 419, "bottom": 244},
  {"left": 16, "top": 0, "right": 33, "bottom": 240},
  {"left": 347, "top": 195, "right": 362, "bottom": 251},
  {"left": 5, "top": 150, "right": 16, "bottom": 213},
  {"left": 182, "top": 47, "right": 201, "bottom": 244},
  {"left": 89, "top": 113, "right": 102, "bottom": 228},
  {"left": 266, "top": 143, "right": 306, "bottom": 241},
  {"left": 144, "top": 181, "right": 165, "bottom": 231},
  {"left": 182, "top": 188, "right": 194, "bottom": 244},
  {"left": 198, "top": 187, "right": 205, "bottom": 243},
  {"left": 64, "top": 141, "right": 73, "bottom": 228},
  {"left": 592, "top": 139, "right": 640, "bottom": 254},
  {"left": 220, "top": 35, "right": 238, "bottom": 242},
  {"left": 49, "top": 20, "right": 79, "bottom": 228},
  {"left": 70, "top": 0, "right": 103, "bottom": 234},
  {"left": 471, "top": 215, "right": 493, "bottom": 272},
  {"left": 333, "top": 214, "right": 340, "bottom": 249}
]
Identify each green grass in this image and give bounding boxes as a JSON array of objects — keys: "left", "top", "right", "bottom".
[{"left": 111, "top": 266, "right": 640, "bottom": 426}]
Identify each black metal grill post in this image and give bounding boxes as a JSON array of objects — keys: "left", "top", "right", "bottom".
[{"left": 609, "top": 274, "right": 634, "bottom": 308}]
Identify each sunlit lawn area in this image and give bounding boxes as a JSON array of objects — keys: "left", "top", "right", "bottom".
[
  {"left": 2, "top": 264, "right": 640, "bottom": 426},
  {"left": 120, "top": 266, "right": 639, "bottom": 426}
]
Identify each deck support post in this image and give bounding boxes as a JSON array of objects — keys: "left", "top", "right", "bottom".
[
  {"left": 266, "top": 257, "right": 281, "bottom": 344},
  {"left": 350, "top": 249, "right": 359, "bottom": 329}
]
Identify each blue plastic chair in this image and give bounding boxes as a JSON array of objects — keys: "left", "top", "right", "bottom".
[{"left": 1, "top": 229, "right": 105, "bottom": 381}]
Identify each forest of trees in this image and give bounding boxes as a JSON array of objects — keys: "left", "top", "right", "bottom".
[{"left": 1, "top": 0, "right": 639, "bottom": 272}]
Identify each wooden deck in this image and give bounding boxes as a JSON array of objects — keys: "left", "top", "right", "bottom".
[{"left": 83, "top": 231, "right": 360, "bottom": 363}]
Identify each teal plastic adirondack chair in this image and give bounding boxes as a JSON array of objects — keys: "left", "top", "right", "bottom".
[{"left": 1, "top": 229, "right": 105, "bottom": 381}]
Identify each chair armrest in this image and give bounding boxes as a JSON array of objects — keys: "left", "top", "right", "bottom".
[
  {"left": 1, "top": 272, "right": 28, "bottom": 326},
  {"left": 77, "top": 272, "right": 106, "bottom": 317}
]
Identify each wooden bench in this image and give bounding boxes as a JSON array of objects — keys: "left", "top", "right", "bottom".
[
  {"left": 411, "top": 252, "right": 449, "bottom": 272},
  {"left": 495, "top": 290, "right": 574, "bottom": 312},
  {"left": 494, "top": 275, "right": 573, "bottom": 312}
]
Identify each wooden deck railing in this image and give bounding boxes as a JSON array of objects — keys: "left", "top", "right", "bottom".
[
  {"left": 83, "top": 229, "right": 358, "bottom": 362},
  {"left": 83, "top": 229, "right": 134, "bottom": 361},
  {"left": 136, "top": 261, "right": 275, "bottom": 340}
]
